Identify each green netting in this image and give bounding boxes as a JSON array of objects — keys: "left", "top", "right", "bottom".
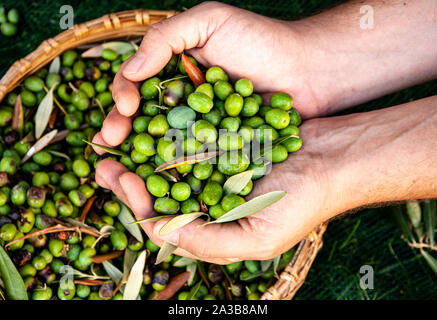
[{"left": 1, "top": 0, "right": 436, "bottom": 300}]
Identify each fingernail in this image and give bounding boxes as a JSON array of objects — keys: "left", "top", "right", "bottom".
[
  {"left": 155, "top": 221, "right": 179, "bottom": 246},
  {"left": 124, "top": 53, "right": 145, "bottom": 75},
  {"left": 227, "top": 258, "right": 240, "bottom": 263}
]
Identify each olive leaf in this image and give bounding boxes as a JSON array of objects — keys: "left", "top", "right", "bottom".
[
  {"left": 202, "top": 190, "right": 287, "bottom": 225},
  {"left": 123, "top": 250, "right": 147, "bottom": 300},
  {"left": 260, "top": 259, "right": 273, "bottom": 272},
  {"left": 81, "top": 41, "right": 135, "bottom": 58},
  {"left": 0, "top": 246, "right": 28, "bottom": 300},
  {"left": 420, "top": 249, "right": 437, "bottom": 275},
  {"left": 273, "top": 255, "right": 281, "bottom": 275},
  {"left": 114, "top": 198, "right": 143, "bottom": 243},
  {"left": 48, "top": 150, "right": 71, "bottom": 161},
  {"left": 173, "top": 257, "right": 197, "bottom": 268},
  {"left": 186, "top": 263, "right": 197, "bottom": 286},
  {"left": 186, "top": 280, "right": 203, "bottom": 300},
  {"left": 83, "top": 140, "right": 127, "bottom": 157},
  {"left": 123, "top": 249, "right": 137, "bottom": 276},
  {"left": 223, "top": 170, "right": 254, "bottom": 195},
  {"left": 48, "top": 56, "right": 61, "bottom": 74},
  {"left": 12, "top": 94, "right": 24, "bottom": 136},
  {"left": 21, "top": 129, "right": 58, "bottom": 163},
  {"left": 158, "top": 170, "right": 179, "bottom": 183},
  {"left": 406, "top": 200, "right": 421, "bottom": 228},
  {"left": 155, "top": 241, "right": 177, "bottom": 265},
  {"left": 35, "top": 84, "right": 57, "bottom": 139},
  {"left": 102, "top": 261, "right": 123, "bottom": 284},
  {"left": 240, "top": 270, "right": 264, "bottom": 281},
  {"left": 154, "top": 151, "right": 222, "bottom": 172},
  {"left": 423, "top": 200, "right": 436, "bottom": 247},
  {"left": 390, "top": 205, "right": 414, "bottom": 242},
  {"left": 159, "top": 212, "right": 206, "bottom": 236},
  {"left": 0, "top": 287, "right": 5, "bottom": 300},
  {"left": 128, "top": 215, "right": 176, "bottom": 225}
]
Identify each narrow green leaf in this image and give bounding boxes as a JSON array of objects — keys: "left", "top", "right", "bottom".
[
  {"left": 202, "top": 191, "right": 287, "bottom": 225},
  {"left": 0, "top": 246, "right": 28, "bottom": 300},
  {"left": 423, "top": 200, "right": 435, "bottom": 247},
  {"left": 420, "top": 250, "right": 437, "bottom": 275},
  {"left": 102, "top": 261, "right": 123, "bottom": 284},
  {"left": 83, "top": 140, "right": 127, "bottom": 157},
  {"left": 48, "top": 56, "right": 61, "bottom": 74},
  {"left": 406, "top": 200, "right": 421, "bottom": 229},
  {"left": 273, "top": 255, "right": 281, "bottom": 275},
  {"left": 48, "top": 150, "right": 71, "bottom": 161},
  {"left": 154, "top": 151, "right": 222, "bottom": 172},
  {"left": 35, "top": 84, "right": 56, "bottom": 139},
  {"left": 260, "top": 259, "right": 273, "bottom": 272},
  {"left": 0, "top": 287, "right": 5, "bottom": 300},
  {"left": 128, "top": 215, "right": 176, "bottom": 225},
  {"left": 81, "top": 41, "right": 135, "bottom": 58},
  {"left": 223, "top": 170, "right": 254, "bottom": 195},
  {"left": 186, "top": 280, "right": 202, "bottom": 300},
  {"left": 21, "top": 129, "right": 58, "bottom": 163},
  {"left": 115, "top": 199, "right": 143, "bottom": 243},
  {"left": 173, "top": 257, "right": 196, "bottom": 268},
  {"left": 155, "top": 241, "right": 177, "bottom": 265},
  {"left": 159, "top": 212, "right": 205, "bottom": 236},
  {"left": 391, "top": 205, "right": 414, "bottom": 242},
  {"left": 123, "top": 250, "right": 147, "bottom": 300},
  {"left": 186, "top": 263, "right": 197, "bottom": 286},
  {"left": 240, "top": 270, "right": 264, "bottom": 281}
]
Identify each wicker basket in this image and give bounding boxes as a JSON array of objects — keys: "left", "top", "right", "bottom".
[{"left": 0, "top": 9, "right": 327, "bottom": 300}]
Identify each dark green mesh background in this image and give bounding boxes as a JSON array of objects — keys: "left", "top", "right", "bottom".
[{"left": 1, "top": 0, "right": 436, "bottom": 299}]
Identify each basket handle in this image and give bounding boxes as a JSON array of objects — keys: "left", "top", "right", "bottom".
[{"left": 0, "top": 9, "right": 178, "bottom": 102}]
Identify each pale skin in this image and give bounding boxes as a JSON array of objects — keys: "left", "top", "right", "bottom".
[{"left": 93, "top": 1, "right": 437, "bottom": 264}]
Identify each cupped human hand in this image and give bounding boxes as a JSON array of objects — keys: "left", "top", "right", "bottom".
[
  {"left": 92, "top": 1, "right": 317, "bottom": 152},
  {"left": 94, "top": 115, "right": 352, "bottom": 264}
]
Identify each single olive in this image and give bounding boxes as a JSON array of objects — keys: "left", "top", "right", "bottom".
[
  {"left": 140, "top": 77, "right": 161, "bottom": 99},
  {"left": 7, "top": 8, "right": 19, "bottom": 23},
  {"left": 146, "top": 174, "right": 169, "bottom": 198},
  {"left": 62, "top": 50, "right": 78, "bottom": 67},
  {"left": 167, "top": 106, "right": 196, "bottom": 129},
  {"left": 157, "top": 138, "right": 177, "bottom": 162},
  {"left": 152, "top": 270, "right": 170, "bottom": 291},
  {"left": 72, "top": 60, "right": 86, "bottom": 79},
  {"left": 221, "top": 194, "right": 246, "bottom": 212},
  {"left": 265, "top": 108, "right": 291, "bottom": 130},
  {"left": 133, "top": 116, "right": 152, "bottom": 133},
  {"left": 201, "top": 181, "right": 223, "bottom": 206},
  {"left": 133, "top": 133, "right": 156, "bottom": 156},
  {"left": 254, "top": 124, "right": 279, "bottom": 144},
  {"left": 60, "top": 172, "right": 80, "bottom": 190},
  {"left": 181, "top": 198, "right": 201, "bottom": 214},
  {"left": 270, "top": 144, "right": 288, "bottom": 163},
  {"left": 68, "top": 190, "right": 87, "bottom": 207},
  {"left": 209, "top": 204, "right": 226, "bottom": 220},
  {"left": 110, "top": 230, "right": 128, "bottom": 250},
  {"left": 11, "top": 183, "right": 27, "bottom": 206},
  {"left": 154, "top": 197, "right": 180, "bottom": 214},
  {"left": 32, "top": 287, "right": 53, "bottom": 300},
  {"left": 288, "top": 108, "right": 302, "bottom": 126},
  {"left": 206, "top": 66, "right": 228, "bottom": 83},
  {"left": 186, "top": 174, "right": 202, "bottom": 194},
  {"left": 220, "top": 117, "right": 240, "bottom": 132},
  {"left": 224, "top": 93, "right": 244, "bottom": 116},
  {"left": 192, "top": 120, "right": 217, "bottom": 144},
  {"left": 0, "top": 156, "right": 18, "bottom": 175},
  {"left": 163, "top": 80, "right": 184, "bottom": 106},
  {"left": 146, "top": 239, "right": 160, "bottom": 253},
  {"left": 142, "top": 100, "right": 160, "bottom": 116},
  {"left": 148, "top": 114, "right": 170, "bottom": 137},
  {"left": 56, "top": 198, "right": 74, "bottom": 217},
  {"left": 102, "top": 48, "right": 118, "bottom": 61},
  {"left": 218, "top": 132, "right": 244, "bottom": 151},
  {"left": 170, "top": 182, "right": 191, "bottom": 202},
  {"left": 217, "top": 151, "right": 250, "bottom": 176},
  {"left": 27, "top": 186, "right": 46, "bottom": 208},
  {"left": 245, "top": 260, "right": 261, "bottom": 273},
  {"left": 235, "top": 78, "right": 253, "bottom": 97},
  {"left": 270, "top": 92, "right": 293, "bottom": 111},
  {"left": 17, "top": 209, "right": 35, "bottom": 233},
  {"left": 279, "top": 124, "right": 300, "bottom": 137},
  {"left": 238, "top": 179, "right": 253, "bottom": 196},
  {"left": 225, "top": 261, "right": 243, "bottom": 274},
  {"left": 187, "top": 92, "right": 214, "bottom": 114},
  {"left": 135, "top": 164, "right": 155, "bottom": 180},
  {"left": 96, "top": 91, "right": 113, "bottom": 107},
  {"left": 183, "top": 138, "right": 203, "bottom": 155},
  {"left": 103, "top": 200, "right": 121, "bottom": 217},
  {"left": 0, "top": 22, "right": 16, "bottom": 36},
  {"left": 71, "top": 90, "right": 90, "bottom": 111},
  {"left": 214, "top": 80, "right": 234, "bottom": 100},
  {"left": 78, "top": 247, "right": 96, "bottom": 268}
]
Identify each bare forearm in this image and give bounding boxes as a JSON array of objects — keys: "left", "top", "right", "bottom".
[
  {"left": 293, "top": 0, "right": 437, "bottom": 116},
  {"left": 300, "top": 95, "right": 437, "bottom": 221}
]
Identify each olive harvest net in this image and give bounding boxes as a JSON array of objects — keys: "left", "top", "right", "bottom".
[{"left": 1, "top": 0, "right": 436, "bottom": 300}]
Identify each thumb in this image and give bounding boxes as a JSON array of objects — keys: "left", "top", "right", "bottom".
[{"left": 122, "top": 2, "right": 232, "bottom": 80}]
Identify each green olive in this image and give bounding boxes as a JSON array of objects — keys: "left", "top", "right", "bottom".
[
  {"left": 181, "top": 198, "right": 200, "bottom": 214},
  {"left": 146, "top": 174, "right": 169, "bottom": 198},
  {"left": 170, "top": 182, "right": 191, "bottom": 202},
  {"left": 110, "top": 230, "right": 128, "bottom": 250},
  {"left": 193, "top": 161, "right": 213, "bottom": 180},
  {"left": 140, "top": 77, "right": 161, "bottom": 99},
  {"left": 282, "top": 137, "right": 302, "bottom": 152},
  {"left": 214, "top": 80, "right": 234, "bottom": 100},
  {"left": 167, "top": 106, "right": 196, "bottom": 129},
  {"left": 234, "top": 78, "right": 253, "bottom": 97},
  {"left": 133, "top": 133, "right": 156, "bottom": 156},
  {"left": 206, "top": 66, "right": 228, "bottom": 84},
  {"left": 270, "top": 92, "right": 293, "bottom": 111},
  {"left": 218, "top": 132, "right": 244, "bottom": 151},
  {"left": 154, "top": 197, "right": 180, "bottom": 214},
  {"left": 224, "top": 93, "right": 244, "bottom": 116},
  {"left": 148, "top": 114, "right": 170, "bottom": 137},
  {"left": 217, "top": 151, "right": 250, "bottom": 176},
  {"left": 192, "top": 120, "right": 217, "bottom": 144},
  {"left": 265, "top": 108, "right": 291, "bottom": 130},
  {"left": 187, "top": 92, "right": 214, "bottom": 114}
]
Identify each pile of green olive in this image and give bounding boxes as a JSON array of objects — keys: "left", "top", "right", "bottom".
[
  {"left": 0, "top": 46, "right": 300, "bottom": 300},
  {"left": 0, "top": 7, "right": 19, "bottom": 37},
  {"left": 114, "top": 55, "right": 302, "bottom": 219}
]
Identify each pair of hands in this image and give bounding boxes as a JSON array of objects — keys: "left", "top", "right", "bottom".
[{"left": 93, "top": 1, "right": 437, "bottom": 264}]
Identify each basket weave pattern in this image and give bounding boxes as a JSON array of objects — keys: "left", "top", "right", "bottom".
[{"left": 0, "top": 9, "right": 327, "bottom": 300}]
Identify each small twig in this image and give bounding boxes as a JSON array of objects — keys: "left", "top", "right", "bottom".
[
  {"left": 80, "top": 195, "right": 97, "bottom": 223},
  {"left": 74, "top": 279, "right": 106, "bottom": 286},
  {"left": 407, "top": 241, "right": 437, "bottom": 252}
]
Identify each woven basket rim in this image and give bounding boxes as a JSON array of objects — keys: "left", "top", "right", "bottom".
[{"left": 0, "top": 8, "right": 327, "bottom": 300}]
